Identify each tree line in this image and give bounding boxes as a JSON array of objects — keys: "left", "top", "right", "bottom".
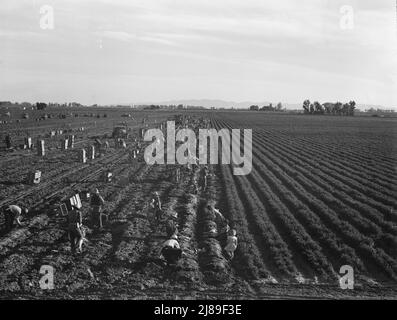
[
  {"left": 249, "top": 102, "right": 284, "bottom": 112},
  {"left": 303, "top": 100, "right": 356, "bottom": 116}
]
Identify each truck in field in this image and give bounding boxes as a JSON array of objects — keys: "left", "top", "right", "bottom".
[{"left": 112, "top": 123, "right": 129, "bottom": 139}]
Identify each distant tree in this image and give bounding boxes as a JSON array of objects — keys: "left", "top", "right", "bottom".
[
  {"left": 316, "top": 101, "right": 356, "bottom": 116},
  {"left": 323, "top": 103, "right": 333, "bottom": 114},
  {"left": 341, "top": 103, "right": 350, "bottom": 116},
  {"left": 260, "top": 104, "right": 274, "bottom": 111},
  {"left": 276, "top": 102, "right": 283, "bottom": 111},
  {"left": 309, "top": 103, "right": 315, "bottom": 114},
  {"left": 36, "top": 102, "right": 48, "bottom": 110},
  {"left": 0, "top": 101, "right": 12, "bottom": 107},
  {"left": 250, "top": 105, "right": 259, "bottom": 111},
  {"left": 313, "top": 101, "right": 324, "bottom": 114},
  {"left": 21, "top": 102, "right": 32, "bottom": 108},
  {"left": 302, "top": 100, "right": 310, "bottom": 114},
  {"left": 348, "top": 100, "right": 356, "bottom": 116},
  {"left": 334, "top": 102, "right": 343, "bottom": 115}
]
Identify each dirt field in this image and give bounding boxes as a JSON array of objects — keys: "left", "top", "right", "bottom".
[{"left": 0, "top": 108, "right": 396, "bottom": 299}]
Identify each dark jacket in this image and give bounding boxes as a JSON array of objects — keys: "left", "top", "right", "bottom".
[
  {"left": 68, "top": 209, "right": 82, "bottom": 231},
  {"left": 91, "top": 193, "right": 105, "bottom": 206}
]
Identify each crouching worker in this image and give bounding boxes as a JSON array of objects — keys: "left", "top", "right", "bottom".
[
  {"left": 224, "top": 229, "right": 238, "bottom": 260},
  {"left": 3, "top": 205, "right": 28, "bottom": 231},
  {"left": 160, "top": 234, "right": 182, "bottom": 266},
  {"left": 67, "top": 206, "right": 85, "bottom": 254}
]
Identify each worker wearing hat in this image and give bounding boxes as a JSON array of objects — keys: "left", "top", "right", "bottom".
[
  {"left": 90, "top": 188, "right": 105, "bottom": 229},
  {"left": 67, "top": 205, "right": 85, "bottom": 254},
  {"left": 2, "top": 205, "right": 28, "bottom": 231},
  {"left": 150, "top": 192, "right": 162, "bottom": 224}
]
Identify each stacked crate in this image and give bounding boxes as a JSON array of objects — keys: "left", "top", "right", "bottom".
[
  {"left": 37, "top": 140, "right": 45, "bottom": 156},
  {"left": 28, "top": 170, "right": 42, "bottom": 184},
  {"left": 80, "top": 149, "right": 87, "bottom": 163}
]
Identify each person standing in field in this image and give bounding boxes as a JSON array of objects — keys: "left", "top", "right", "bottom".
[
  {"left": 192, "top": 176, "right": 199, "bottom": 194},
  {"left": 67, "top": 206, "right": 84, "bottom": 254},
  {"left": 90, "top": 188, "right": 105, "bottom": 229},
  {"left": 174, "top": 166, "right": 181, "bottom": 183},
  {"left": 224, "top": 229, "right": 238, "bottom": 260},
  {"left": 201, "top": 166, "right": 209, "bottom": 191},
  {"left": 5, "top": 134, "right": 11, "bottom": 149},
  {"left": 2, "top": 205, "right": 28, "bottom": 231},
  {"left": 208, "top": 204, "right": 230, "bottom": 245},
  {"left": 150, "top": 192, "right": 162, "bottom": 223}
]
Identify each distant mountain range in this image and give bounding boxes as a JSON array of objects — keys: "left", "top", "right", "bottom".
[
  {"left": 133, "top": 99, "right": 391, "bottom": 111},
  {"left": 136, "top": 99, "right": 269, "bottom": 109},
  {"left": 134, "top": 99, "right": 271, "bottom": 109}
]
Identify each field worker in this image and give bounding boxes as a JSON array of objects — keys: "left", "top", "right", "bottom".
[
  {"left": 5, "top": 134, "right": 12, "bottom": 149},
  {"left": 67, "top": 206, "right": 84, "bottom": 254},
  {"left": 202, "top": 220, "right": 217, "bottom": 238},
  {"left": 94, "top": 138, "right": 102, "bottom": 151},
  {"left": 192, "top": 176, "right": 199, "bottom": 194},
  {"left": 150, "top": 192, "right": 162, "bottom": 223},
  {"left": 160, "top": 234, "right": 182, "bottom": 266},
  {"left": 208, "top": 204, "right": 230, "bottom": 245},
  {"left": 186, "top": 149, "right": 198, "bottom": 171},
  {"left": 3, "top": 205, "right": 28, "bottom": 231},
  {"left": 90, "top": 188, "right": 105, "bottom": 229},
  {"left": 201, "top": 166, "right": 209, "bottom": 191},
  {"left": 130, "top": 149, "right": 137, "bottom": 161},
  {"left": 224, "top": 229, "right": 238, "bottom": 260},
  {"left": 174, "top": 167, "right": 181, "bottom": 183},
  {"left": 114, "top": 138, "right": 119, "bottom": 148}
]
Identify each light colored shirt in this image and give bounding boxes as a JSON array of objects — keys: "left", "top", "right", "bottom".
[
  {"left": 6, "top": 205, "right": 23, "bottom": 225},
  {"left": 213, "top": 209, "right": 229, "bottom": 233},
  {"left": 163, "top": 239, "right": 180, "bottom": 249},
  {"left": 8, "top": 205, "right": 22, "bottom": 216},
  {"left": 213, "top": 208, "right": 225, "bottom": 221},
  {"left": 225, "top": 235, "right": 238, "bottom": 252},
  {"left": 151, "top": 197, "right": 161, "bottom": 210}
]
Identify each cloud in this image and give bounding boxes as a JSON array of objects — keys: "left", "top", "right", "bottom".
[
  {"left": 0, "top": 0, "right": 395, "bottom": 106},
  {"left": 99, "top": 30, "right": 176, "bottom": 46}
]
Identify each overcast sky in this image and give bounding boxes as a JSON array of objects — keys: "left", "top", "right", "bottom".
[{"left": 1, "top": 0, "right": 396, "bottom": 107}]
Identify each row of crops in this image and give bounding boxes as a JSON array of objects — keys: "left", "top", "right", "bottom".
[{"left": 211, "top": 113, "right": 397, "bottom": 283}]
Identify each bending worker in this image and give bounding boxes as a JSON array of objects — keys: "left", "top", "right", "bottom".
[
  {"left": 3, "top": 205, "right": 28, "bottom": 231},
  {"left": 208, "top": 204, "right": 230, "bottom": 245},
  {"left": 160, "top": 234, "right": 182, "bottom": 266}
]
